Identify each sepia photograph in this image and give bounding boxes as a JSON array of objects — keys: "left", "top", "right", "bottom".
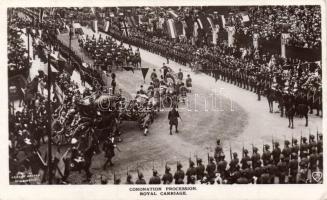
[{"left": 3, "top": 1, "right": 326, "bottom": 199}]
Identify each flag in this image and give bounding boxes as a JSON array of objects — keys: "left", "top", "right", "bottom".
[
  {"left": 92, "top": 20, "right": 98, "bottom": 33},
  {"left": 39, "top": 8, "right": 44, "bottom": 23},
  {"left": 239, "top": 11, "right": 250, "bottom": 23},
  {"left": 123, "top": 66, "right": 134, "bottom": 73},
  {"left": 158, "top": 17, "right": 165, "bottom": 29},
  {"left": 104, "top": 21, "right": 110, "bottom": 32},
  {"left": 175, "top": 21, "right": 184, "bottom": 36},
  {"left": 121, "top": 21, "right": 129, "bottom": 37},
  {"left": 207, "top": 17, "right": 214, "bottom": 30},
  {"left": 90, "top": 7, "right": 95, "bottom": 15},
  {"left": 167, "top": 19, "right": 177, "bottom": 39},
  {"left": 141, "top": 68, "right": 149, "bottom": 81},
  {"left": 193, "top": 21, "right": 199, "bottom": 37},
  {"left": 221, "top": 15, "right": 226, "bottom": 28},
  {"left": 196, "top": 18, "right": 203, "bottom": 29},
  {"left": 167, "top": 10, "right": 178, "bottom": 19}
]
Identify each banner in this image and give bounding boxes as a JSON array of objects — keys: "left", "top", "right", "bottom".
[
  {"left": 212, "top": 25, "right": 219, "bottom": 45},
  {"left": 226, "top": 26, "right": 235, "bottom": 47},
  {"left": 104, "top": 21, "right": 110, "bottom": 32},
  {"left": 221, "top": 15, "right": 226, "bottom": 28},
  {"left": 253, "top": 33, "right": 259, "bottom": 49},
  {"left": 167, "top": 19, "right": 177, "bottom": 39},
  {"left": 281, "top": 33, "right": 290, "bottom": 58},
  {"left": 141, "top": 67, "right": 149, "bottom": 81}
]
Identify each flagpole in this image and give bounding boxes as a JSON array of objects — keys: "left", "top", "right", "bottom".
[{"left": 47, "top": 49, "right": 53, "bottom": 184}]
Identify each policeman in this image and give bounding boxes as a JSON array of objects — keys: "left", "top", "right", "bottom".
[
  {"left": 251, "top": 147, "right": 261, "bottom": 169},
  {"left": 186, "top": 161, "right": 197, "bottom": 184},
  {"left": 149, "top": 170, "right": 161, "bottom": 184},
  {"left": 214, "top": 138, "right": 223, "bottom": 163},
  {"left": 125, "top": 174, "right": 134, "bottom": 184},
  {"left": 195, "top": 158, "right": 205, "bottom": 181},
  {"left": 162, "top": 166, "right": 173, "bottom": 184},
  {"left": 272, "top": 142, "right": 281, "bottom": 165},
  {"left": 174, "top": 162, "right": 185, "bottom": 184},
  {"left": 135, "top": 172, "right": 146, "bottom": 184},
  {"left": 241, "top": 149, "right": 251, "bottom": 170},
  {"left": 168, "top": 106, "right": 181, "bottom": 135},
  {"left": 206, "top": 157, "right": 217, "bottom": 183}
]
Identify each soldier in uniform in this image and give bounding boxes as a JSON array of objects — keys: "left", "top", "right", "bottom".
[
  {"left": 195, "top": 158, "right": 205, "bottom": 181},
  {"left": 162, "top": 166, "right": 173, "bottom": 184},
  {"left": 272, "top": 142, "right": 281, "bottom": 165},
  {"left": 308, "top": 147, "right": 318, "bottom": 172},
  {"left": 217, "top": 154, "right": 228, "bottom": 180},
  {"left": 177, "top": 68, "right": 183, "bottom": 81},
  {"left": 262, "top": 144, "right": 272, "bottom": 166},
  {"left": 168, "top": 106, "right": 181, "bottom": 135},
  {"left": 214, "top": 139, "right": 223, "bottom": 163},
  {"left": 236, "top": 170, "right": 249, "bottom": 184},
  {"left": 174, "top": 162, "right": 185, "bottom": 184},
  {"left": 149, "top": 170, "right": 161, "bottom": 184},
  {"left": 251, "top": 147, "right": 261, "bottom": 169},
  {"left": 125, "top": 174, "right": 134, "bottom": 184},
  {"left": 277, "top": 154, "right": 288, "bottom": 184},
  {"left": 289, "top": 153, "right": 299, "bottom": 183},
  {"left": 308, "top": 135, "right": 317, "bottom": 154},
  {"left": 241, "top": 149, "right": 251, "bottom": 170},
  {"left": 206, "top": 157, "right": 217, "bottom": 184},
  {"left": 135, "top": 172, "right": 146, "bottom": 184},
  {"left": 300, "top": 137, "right": 309, "bottom": 159},
  {"left": 282, "top": 140, "right": 292, "bottom": 162},
  {"left": 259, "top": 166, "right": 271, "bottom": 184},
  {"left": 291, "top": 138, "right": 299, "bottom": 155},
  {"left": 150, "top": 69, "right": 158, "bottom": 82},
  {"left": 186, "top": 160, "right": 197, "bottom": 184}
]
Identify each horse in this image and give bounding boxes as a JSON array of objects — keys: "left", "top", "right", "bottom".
[{"left": 132, "top": 54, "right": 141, "bottom": 68}]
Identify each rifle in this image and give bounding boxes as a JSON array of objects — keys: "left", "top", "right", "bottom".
[
  {"left": 300, "top": 129, "right": 303, "bottom": 145},
  {"left": 207, "top": 152, "right": 210, "bottom": 163},
  {"left": 309, "top": 128, "right": 311, "bottom": 142},
  {"left": 272, "top": 135, "right": 275, "bottom": 151},
  {"left": 291, "top": 134, "right": 294, "bottom": 147},
  {"left": 251, "top": 143, "right": 254, "bottom": 155},
  {"left": 242, "top": 142, "right": 245, "bottom": 159},
  {"left": 316, "top": 128, "right": 319, "bottom": 142},
  {"left": 283, "top": 135, "right": 286, "bottom": 148},
  {"left": 152, "top": 160, "right": 155, "bottom": 171},
  {"left": 195, "top": 154, "right": 199, "bottom": 166},
  {"left": 229, "top": 143, "right": 232, "bottom": 161},
  {"left": 189, "top": 152, "right": 192, "bottom": 164},
  {"left": 136, "top": 162, "right": 140, "bottom": 177},
  {"left": 262, "top": 142, "right": 265, "bottom": 153}
]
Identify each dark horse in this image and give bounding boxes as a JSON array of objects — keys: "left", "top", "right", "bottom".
[{"left": 285, "top": 97, "right": 309, "bottom": 129}]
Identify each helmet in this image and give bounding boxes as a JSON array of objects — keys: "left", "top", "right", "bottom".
[
  {"left": 216, "top": 138, "right": 220, "bottom": 144},
  {"left": 309, "top": 135, "right": 314, "bottom": 140},
  {"left": 253, "top": 147, "right": 258, "bottom": 152},
  {"left": 233, "top": 152, "right": 238, "bottom": 157},
  {"left": 189, "top": 161, "right": 195, "bottom": 167},
  {"left": 153, "top": 170, "right": 158, "bottom": 176},
  {"left": 138, "top": 172, "right": 143, "bottom": 179},
  {"left": 284, "top": 140, "right": 290, "bottom": 145},
  {"left": 243, "top": 149, "right": 248, "bottom": 154}
]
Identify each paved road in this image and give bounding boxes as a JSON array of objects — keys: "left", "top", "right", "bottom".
[{"left": 57, "top": 27, "right": 322, "bottom": 184}]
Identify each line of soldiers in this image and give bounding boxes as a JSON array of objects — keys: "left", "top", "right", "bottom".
[{"left": 108, "top": 134, "right": 323, "bottom": 184}]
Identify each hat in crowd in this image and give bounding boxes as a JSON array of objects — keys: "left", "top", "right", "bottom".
[{"left": 71, "top": 138, "right": 78, "bottom": 145}]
